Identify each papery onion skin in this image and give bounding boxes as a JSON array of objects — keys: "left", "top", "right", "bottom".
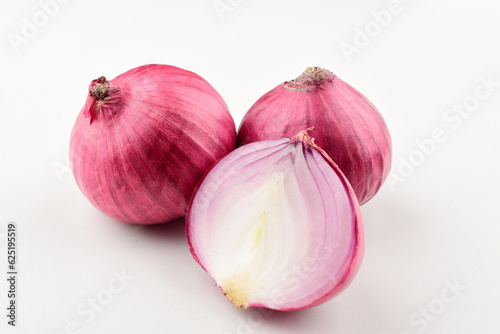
[
  {"left": 70, "top": 64, "right": 236, "bottom": 224},
  {"left": 237, "top": 67, "right": 392, "bottom": 205},
  {"left": 186, "top": 130, "right": 363, "bottom": 311}
]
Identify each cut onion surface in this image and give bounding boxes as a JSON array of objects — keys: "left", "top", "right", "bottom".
[{"left": 186, "top": 130, "right": 363, "bottom": 311}]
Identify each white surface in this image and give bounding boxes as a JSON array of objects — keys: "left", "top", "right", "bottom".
[{"left": 1, "top": 0, "right": 499, "bottom": 333}]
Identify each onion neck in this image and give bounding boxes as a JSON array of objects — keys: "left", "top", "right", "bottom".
[
  {"left": 84, "top": 76, "right": 125, "bottom": 124},
  {"left": 292, "top": 128, "right": 316, "bottom": 146},
  {"left": 284, "top": 67, "right": 335, "bottom": 92},
  {"left": 91, "top": 76, "right": 110, "bottom": 100}
]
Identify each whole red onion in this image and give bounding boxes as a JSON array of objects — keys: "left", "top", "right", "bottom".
[
  {"left": 70, "top": 64, "right": 236, "bottom": 224},
  {"left": 187, "top": 130, "right": 363, "bottom": 310},
  {"left": 237, "top": 67, "right": 392, "bottom": 204}
]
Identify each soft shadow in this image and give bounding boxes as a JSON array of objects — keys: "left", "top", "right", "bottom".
[
  {"left": 122, "top": 217, "right": 188, "bottom": 245},
  {"left": 263, "top": 307, "right": 317, "bottom": 327},
  {"left": 361, "top": 190, "right": 420, "bottom": 245}
]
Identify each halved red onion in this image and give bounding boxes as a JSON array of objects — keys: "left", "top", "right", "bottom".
[
  {"left": 187, "top": 130, "right": 363, "bottom": 310},
  {"left": 70, "top": 64, "right": 236, "bottom": 224},
  {"left": 237, "top": 67, "right": 392, "bottom": 205}
]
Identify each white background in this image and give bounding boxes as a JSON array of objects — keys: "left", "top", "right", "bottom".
[{"left": 1, "top": 0, "right": 499, "bottom": 333}]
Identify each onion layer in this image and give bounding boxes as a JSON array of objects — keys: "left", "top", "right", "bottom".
[
  {"left": 70, "top": 64, "right": 236, "bottom": 224},
  {"left": 187, "top": 130, "right": 363, "bottom": 310},
  {"left": 237, "top": 67, "right": 392, "bottom": 204}
]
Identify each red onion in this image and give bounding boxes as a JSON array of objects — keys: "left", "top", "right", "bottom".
[
  {"left": 237, "top": 67, "right": 392, "bottom": 204},
  {"left": 69, "top": 64, "right": 236, "bottom": 224},
  {"left": 187, "top": 130, "right": 363, "bottom": 310}
]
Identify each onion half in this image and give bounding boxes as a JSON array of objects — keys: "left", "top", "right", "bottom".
[
  {"left": 187, "top": 130, "right": 363, "bottom": 310},
  {"left": 70, "top": 64, "right": 236, "bottom": 224}
]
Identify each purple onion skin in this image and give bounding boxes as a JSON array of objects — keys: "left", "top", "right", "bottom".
[
  {"left": 70, "top": 64, "right": 236, "bottom": 224},
  {"left": 237, "top": 67, "right": 392, "bottom": 204}
]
